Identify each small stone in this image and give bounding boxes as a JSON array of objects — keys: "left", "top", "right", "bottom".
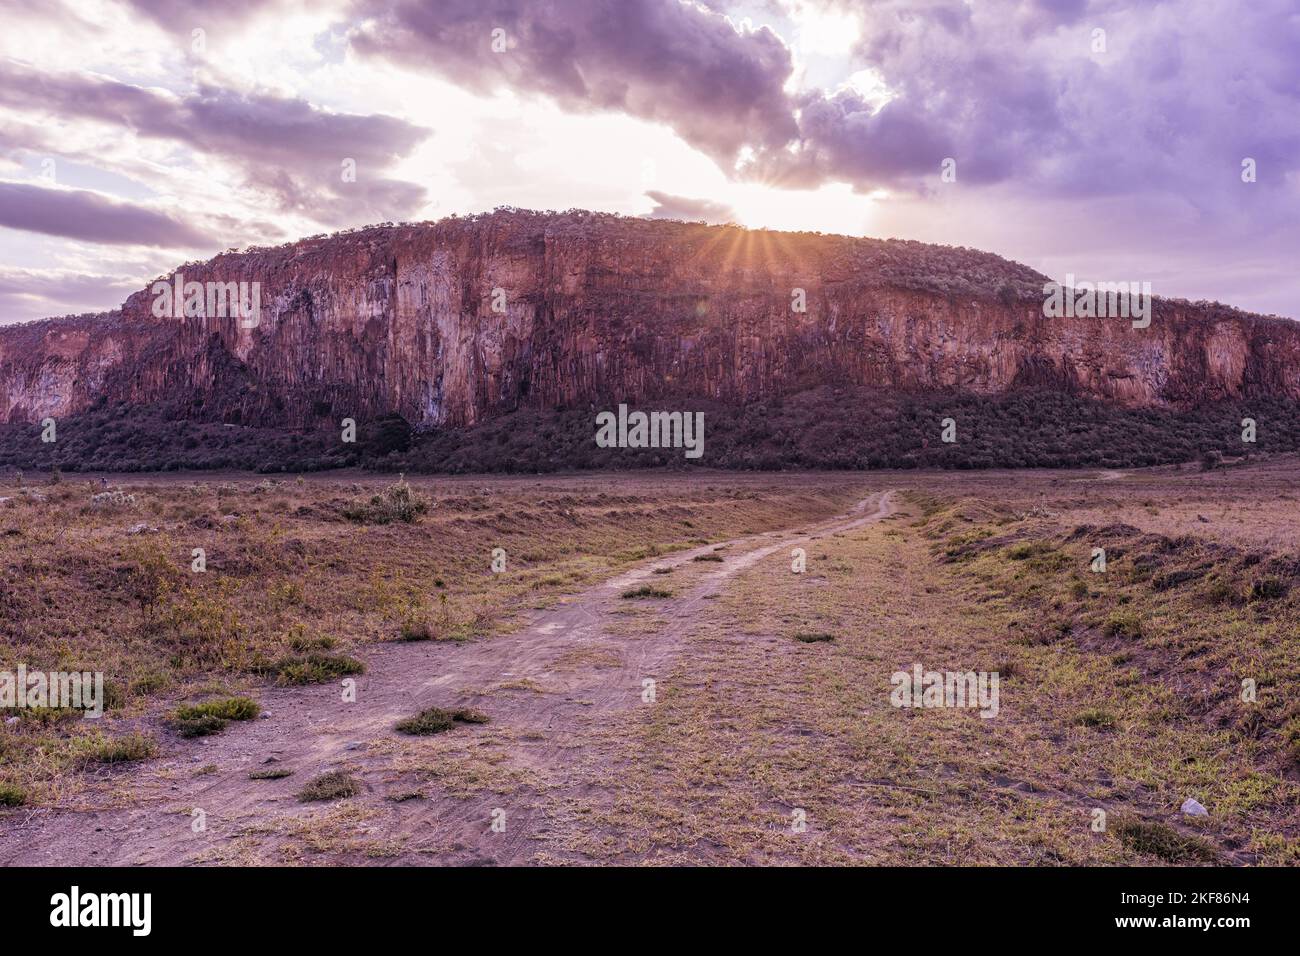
[
  {"left": 1181, "top": 797, "right": 1208, "bottom": 817},
  {"left": 345, "top": 741, "right": 363, "bottom": 751},
  {"left": 260, "top": 711, "right": 271, "bottom": 719},
  {"left": 4, "top": 715, "right": 19, "bottom": 725}
]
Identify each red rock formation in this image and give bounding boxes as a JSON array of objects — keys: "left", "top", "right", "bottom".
[{"left": 2, "top": 209, "right": 1297, "bottom": 427}]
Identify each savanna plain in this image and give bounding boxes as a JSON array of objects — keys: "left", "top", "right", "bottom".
[{"left": 0, "top": 460, "right": 1297, "bottom": 866}]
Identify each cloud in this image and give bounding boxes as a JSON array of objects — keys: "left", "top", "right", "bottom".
[
  {"left": 0, "top": 266, "right": 140, "bottom": 324},
  {"left": 0, "top": 0, "right": 1294, "bottom": 318},
  {"left": 123, "top": 0, "right": 278, "bottom": 25},
  {"left": 769, "top": 0, "right": 1300, "bottom": 204},
  {"left": 0, "top": 62, "right": 433, "bottom": 224},
  {"left": 338, "top": 0, "right": 1300, "bottom": 315},
  {"left": 0, "top": 181, "right": 214, "bottom": 247},
  {"left": 347, "top": 0, "right": 799, "bottom": 166},
  {"left": 343, "top": 0, "right": 1300, "bottom": 212},
  {"left": 759, "top": 87, "right": 957, "bottom": 188},
  {"left": 644, "top": 190, "right": 736, "bottom": 224}
]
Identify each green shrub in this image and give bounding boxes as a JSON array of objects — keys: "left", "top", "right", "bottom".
[
  {"left": 1102, "top": 611, "right": 1142, "bottom": 639},
  {"left": 1074, "top": 708, "right": 1116, "bottom": 729},
  {"left": 171, "top": 696, "right": 260, "bottom": 737},
  {"left": 175, "top": 697, "right": 260, "bottom": 722},
  {"left": 87, "top": 733, "right": 157, "bottom": 764},
  {"left": 264, "top": 654, "right": 365, "bottom": 685},
  {"left": 287, "top": 632, "right": 337, "bottom": 652},
  {"left": 128, "top": 672, "right": 170, "bottom": 698},
  {"left": 1249, "top": 577, "right": 1289, "bottom": 602},
  {"left": 395, "top": 707, "right": 489, "bottom": 736},
  {"left": 173, "top": 714, "right": 228, "bottom": 738},
  {"left": 1282, "top": 718, "right": 1300, "bottom": 767},
  {"left": 793, "top": 632, "right": 835, "bottom": 643},
  {"left": 1201, "top": 578, "right": 1241, "bottom": 606},
  {"left": 297, "top": 771, "right": 360, "bottom": 802},
  {"left": 399, "top": 619, "right": 433, "bottom": 642},
  {"left": 622, "top": 585, "right": 672, "bottom": 599},
  {"left": 1114, "top": 818, "right": 1218, "bottom": 863},
  {"left": 249, "top": 768, "right": 293, "bottom": 780},
  {"left": 342, "top": 477, "right": 428, "bottom": 524}
]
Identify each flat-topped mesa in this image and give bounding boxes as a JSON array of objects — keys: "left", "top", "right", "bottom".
[{"left": 1, "top": 208, "right": 1298, "bottom": 428}]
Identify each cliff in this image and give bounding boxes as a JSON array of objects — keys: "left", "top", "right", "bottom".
[{"left": 2, "top": 209, "right": 1298, "bottom": 429}]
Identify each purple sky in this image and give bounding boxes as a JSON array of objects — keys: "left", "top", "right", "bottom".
[{"left": 0, "top": 0, "right": 1297, "bottom": 323}]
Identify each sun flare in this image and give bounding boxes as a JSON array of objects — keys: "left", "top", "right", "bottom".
[{"left": 728, "top": 182, "right": 878, "bottom": 237}]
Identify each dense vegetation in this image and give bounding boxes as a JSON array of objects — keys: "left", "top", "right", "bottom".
[
  {"left": 4, "top": 388, "right": 1298, "bottom": 474},
  {"left": 381, "top": 387, "right": 1300, "bottom": 473},
  {"left": 0, "top": 402, "right": 348, "bottom": 473}
]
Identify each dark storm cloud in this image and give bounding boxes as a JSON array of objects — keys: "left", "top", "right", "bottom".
[
  {"left": 644, "top": 190, "right": 736, "bottom": 224},
  {"left": 0, "top": 181, "right": 214, "bottom": 247},
  {"left": 346, "top": 0, "right": 800, "bottom": 165},
  {"left": 0, "top": 62, "right": 432, "bottom": 224}
]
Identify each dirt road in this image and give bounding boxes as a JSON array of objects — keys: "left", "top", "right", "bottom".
[{"left": 0, "top": 491, "right": 894, "bottom": 865}]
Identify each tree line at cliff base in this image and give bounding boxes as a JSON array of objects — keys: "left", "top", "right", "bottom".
[{"left": 1, "top": 387, "right": 1297, "bottom": 475}]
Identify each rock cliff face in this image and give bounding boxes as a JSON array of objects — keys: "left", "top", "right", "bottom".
[{"left": 2, "top": 209, "right": 1297, "bottom": 428}]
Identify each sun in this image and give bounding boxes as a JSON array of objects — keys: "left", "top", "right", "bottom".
[
  {"left": 728, "top": 182, "right": 879, "bottom": 237},
  {"left": 791, "top": 5, "right": 862, "bottom": 58}
]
